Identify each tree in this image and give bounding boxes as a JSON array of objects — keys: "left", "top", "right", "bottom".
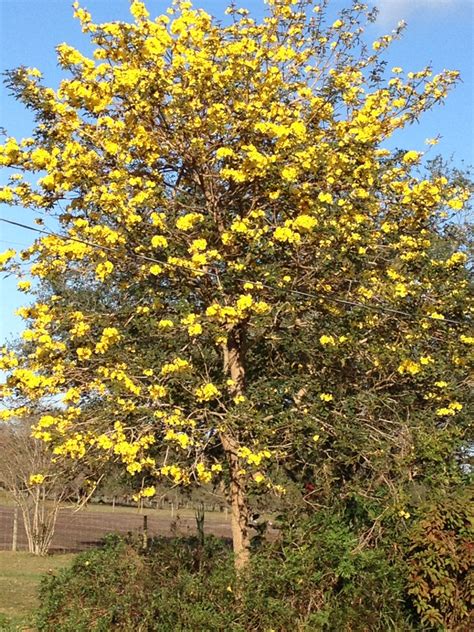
[
  {"left": 0, "top": 416, "right": 87, "bottom": 555},
  {"left": 0, "top": 0, "right": 471, "bottom": 568}
]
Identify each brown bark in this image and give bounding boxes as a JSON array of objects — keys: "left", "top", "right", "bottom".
[
  {"left": 220, "top": 431, "right": 251, "bottom": 569},
  {"left": 221, "top": 324, "right": 251, "bottom": 569}
]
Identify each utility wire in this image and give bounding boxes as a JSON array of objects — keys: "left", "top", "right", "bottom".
[{"left": 0, "top": 216, "right": 467, "bottom": 327}]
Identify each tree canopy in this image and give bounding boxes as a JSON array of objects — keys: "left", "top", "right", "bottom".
[{"left": 0, "top": 0, "right": 472, "bottom": 566}]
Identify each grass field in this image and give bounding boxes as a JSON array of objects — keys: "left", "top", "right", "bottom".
[{"left": 0, "top": 551, "right": 75, "bottom": 630}]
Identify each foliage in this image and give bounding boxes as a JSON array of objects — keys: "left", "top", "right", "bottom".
[
  {"left": 242, "top": 511, "right": 414, "bottom": 631},
  {"left": 35, "top": 514, "right": 423, "bottom": 632},
  {"left": 0, "top": 0, "right": 472, "bottom": 563},
  {"left": 35, "top": 534, "right": 234, "bottom": 631},
  {"left": 405, "top": 492, "right": 474, "bottom": 630}
]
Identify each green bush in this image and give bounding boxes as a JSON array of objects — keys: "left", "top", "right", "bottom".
[
  {"left": 35, "top": 534, "right": 236, "bottom": 632},
  {"left": 406, "top": 494, "right": 473, "bottom": 630},
  {"left": 35, "top": 534, "right": 153, "bottom": 631},
  {"left": 35, "top": 514, "right": 419, "bottom": 632},
  {"left": 243, "top": 512, "right": 414, "bottom": 631}
]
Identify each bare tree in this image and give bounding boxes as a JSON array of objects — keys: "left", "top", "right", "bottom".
[{"left": 0, "top": 418, "right": 87, "bottom": 555}]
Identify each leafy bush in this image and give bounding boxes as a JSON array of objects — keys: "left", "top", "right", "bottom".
[
  {"left": 35, "top": 514, "right": 418, "bottom": 631},
  {"left": 35, "top": 534, "right": 154, "bottom": 631},
  {"left": 243, "top": 512, "right": 414, "bottom": 631},
  {"left": 35, "top": 534, "right": 236, "bottom": 631},
  {"left": 406, "top": 494, "right": 473, "bottom": 630}
]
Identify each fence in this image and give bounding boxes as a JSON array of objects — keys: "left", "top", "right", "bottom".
[{"left": 0, "top": 503, "right": 232, "bottom": 553}]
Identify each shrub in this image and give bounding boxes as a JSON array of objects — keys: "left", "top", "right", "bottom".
[
  {"left": 35, "top": 534, "right": 153, "bottom": 631},
  {"left": 35, "top": 515, "right": 418, "bottom": 631},
  {"left": 406, "top": 494, "right": 473, "bottom": 630},
  {"left": 242, "top": 512, "right": 414, "bottom": 631},
  {"left": 35, "top": 534, "right": 236, "bottom": 631}
]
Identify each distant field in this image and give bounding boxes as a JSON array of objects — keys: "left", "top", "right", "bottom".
[
  {"left": 0, "top": 551, "right": 75, "bottom": 629},
  {"left": 0, "top": 503, "right": 232, "bottom": 553}
]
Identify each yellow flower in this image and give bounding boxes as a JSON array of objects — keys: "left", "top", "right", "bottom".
[
  {"left": 236, "top": 294, "right": 253, "bottom": 311},
  {"left": 189, "top": 238, "right": 207, "bottom": 253},
  {"left": 151, "top": 235, "right": 168, "bottom": 248},
  {"left": 188, "top": 322, "right": 202, "bottom": 336},
  {"left": 281, "top": 166, "right": 298, "bottom": 181},
  {"left": 318, "top": 192, "right": 333, "bottom": 204},
  {"left": 402, "top": 150, "right": 421, "bottom": 164},
  {"left": 319, "top": 334, "right": 335, "bottom": 346},
  {"left": 215, "top": 147, "right": 235, "bottom": 159},
  {"left": 17, "top": 280, "right": 31, "bottom": 291},
  {"left": 319, "top": 393, "right": 333, "bottom": 402},
  {"left": 161, "top": 357, "right": 191, "bottom": 375},
  {"left": 394, "top": 282, "right": 408, "bottom": 298},
  {"left": 253, "top": 301, "right": 270, "bottom": 315},
  {"left": 95, "top": 327, "right": 121, "bottom": 353},
  {"left": 293, "top": 214, "right": 317, "bottom": 231},
  {"left": 130, "top": 1, "right": 149, "bottom": 20},
  {"left": 149, "top": 384, "right": 167, "bottom": 399},
  {"left": 176, "top": 212, "right": 204, "bottom": 231},
  {"left": 419, "top": 356, "right": 433, "bottom": 366},
  {"left": 398, "top": 359, "right": 420, "bottom": 376},
  {"left": 30, "top": 148, "right": 51, "bottom": 168},
  {"left": 0, "top": 249, "right": 16, "bottom": 267},
  {"left": 273, "top": 226, "right": 300, "bottom": 243},
  {"left": 196, "top": 462, "right": 212, "bottom": 483},
  {"left": 95, "top": 261, "right": 114, "bottom": 281},
  {"left": 76, "top": 347, "right": 92, "bottom": 360},
  {"left": 158, "top": 319, "right": 174, "bottom": 329},
  {"left": 29, "top": 473, "right": 45, "bottom": 485},
  {"left": 195, "top": 382, "right": 221, "bottom": 402}
]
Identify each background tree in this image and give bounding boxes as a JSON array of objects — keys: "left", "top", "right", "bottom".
[
  {"left": 0, "top": 0, "right": 471, "bottom": 567},
  {"left": 0, "top": 416, "right": 88, "bottom": 555}
]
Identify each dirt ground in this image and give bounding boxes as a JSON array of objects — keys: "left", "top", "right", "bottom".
[{"left": 0, "top": 504, "right": 233, "bottom": 552}]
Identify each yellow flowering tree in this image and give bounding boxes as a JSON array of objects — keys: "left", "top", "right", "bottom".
[{"left": 0, "top": 0, "right": 472, "bottom": 567}]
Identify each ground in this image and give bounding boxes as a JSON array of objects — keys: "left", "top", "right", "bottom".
[{"left": 0, "top": 551, "right": 75, "bottom": 630}]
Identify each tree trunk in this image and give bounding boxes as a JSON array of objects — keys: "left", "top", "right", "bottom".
[
  {"left": 220, "top": 431, "right": 251, "bottom": 569},
  {"left": 222, "top": 324, "right": 251, "bottom": 570},
  {"left": 18, "top": 490, "right": 60, "bottom": 555}
]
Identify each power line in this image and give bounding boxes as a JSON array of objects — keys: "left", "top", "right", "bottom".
[{"left": 0, "top": 216, "right": 467, "bottom": 327}]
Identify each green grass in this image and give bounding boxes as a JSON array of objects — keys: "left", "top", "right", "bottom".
[{"left": 0, "top": 551, "right": 75, "bottom": 630}]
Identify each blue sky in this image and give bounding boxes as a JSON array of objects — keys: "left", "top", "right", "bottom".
[{"left": 0, "top": 0, "right": 473, "bottom": 344}]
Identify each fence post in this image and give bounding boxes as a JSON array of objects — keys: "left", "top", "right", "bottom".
[
  {"left": 12, "top": 506, "right": 18, "bottom": 552},
  {"left": 195, "top": 502, "right": 205, "bottom": 547},
  {"left": 142, "top": 514, "right": 148, "bottom": 549}
]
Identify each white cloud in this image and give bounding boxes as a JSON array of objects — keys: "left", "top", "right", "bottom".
[{"left": 374, "top": 0, "right": 460, "bottom": 28}]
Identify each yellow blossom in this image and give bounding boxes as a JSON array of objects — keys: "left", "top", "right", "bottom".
[
  {"left": 319, "top": 393, "right": 333, "bottom": 402},
  {"left": 195, "top": 382, "right": 221, "bottom": 402},
  {"left": 158, "top": 319, "right": 174, "bottom": 329},
  {"left": 29, "top": 474, "right": 45, "bottom": 485},
  {"left": 319, "top": 334, "right": 336, "bottom": 346}
]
